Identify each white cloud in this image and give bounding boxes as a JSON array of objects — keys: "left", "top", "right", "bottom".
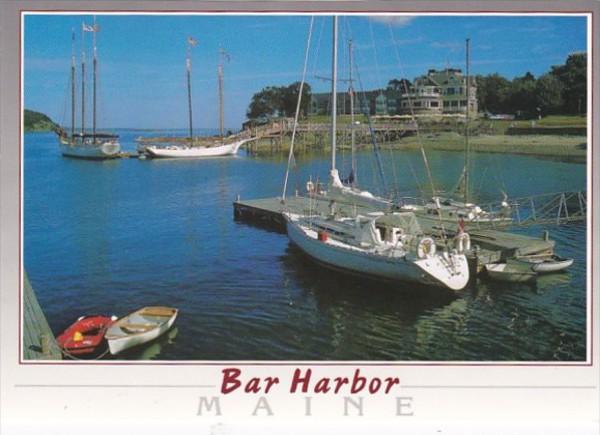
[{"left": 368, "top": 16, "right": 416, "bottom": 27}]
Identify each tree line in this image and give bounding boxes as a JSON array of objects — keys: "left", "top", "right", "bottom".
[
  {"left": 246, "top": 82, "right": 312, "bottom": 122},
  {"left": 245, "top": 52, "right": 586, "bottom": 122},
  {"left": 476, "top": 53, "right": 586, "bottom": 117}
]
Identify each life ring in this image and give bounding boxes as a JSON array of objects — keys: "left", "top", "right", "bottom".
[
  {"left": 454, "top": 232, "right": 471, "bottom": 253},
  {"left": 417, "top": 237, "right": 437, "bottom": 259}
]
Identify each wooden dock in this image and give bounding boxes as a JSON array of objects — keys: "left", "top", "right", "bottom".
[
  {"left": 233, "top": 195, "right": 555, "bottom": 273},
  {"left": 23, "top": 272, "right": 62, "bottom": 360}
]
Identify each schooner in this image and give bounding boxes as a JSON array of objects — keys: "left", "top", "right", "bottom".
[
  {"left": 143, "top": 38, "right": 254, "bottom": 158},
  {"left": 55, "top": 18, "right": 120, "bottom": 159}
]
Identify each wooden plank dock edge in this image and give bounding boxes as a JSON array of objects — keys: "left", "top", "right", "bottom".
[{"left": 23, "top": 272, "right": 62, "bottom": 360}]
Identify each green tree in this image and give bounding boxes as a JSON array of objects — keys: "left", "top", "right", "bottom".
[
  {"left": 281, "top": 82, "right": 312, "bottom": 117},
  {"left": 475, "top": 73, "right": 511, "bottom": 113},
  {"left": 535, "top": 73, "right": 564, "bottom": 115},
  {"left": 246, "top": 86, "right": 282, "bottom": 119},
  {"left": 247, "top": 82, "right": 312, "bottom": 120},
  {"left": 551, "top": 52, "right": 587, "bottom": 114},
  {"left": 509, "top": 72, "right": 538, "bottom": 117},
  {"left": 387, "top": 78, "right": 413, "bottom": 93}
]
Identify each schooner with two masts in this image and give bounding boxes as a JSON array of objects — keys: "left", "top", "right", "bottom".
[
  {"left": 143, "top": 38, "right": 254, "bottom": 158},
  {"left": 55, "top": 18, "right": 120, "bottom": 159}
]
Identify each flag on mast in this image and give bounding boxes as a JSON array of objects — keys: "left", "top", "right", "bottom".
[
  {"left": 188, "top": 36, "right": 198, "bottom": 46},
  {"left": 82, "top": 23, "right": 98, "bottom": 32},
  {"left": 220, "top": 48, "right": 231, "bottom": 62}
]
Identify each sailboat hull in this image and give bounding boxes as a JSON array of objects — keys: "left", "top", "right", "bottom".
[
  {"left": 286, "top": 217, "right": 469, "bottom": 291},
  {"left": 60, "top": 141, "right": 121, "bottom": 159},
  {"left": 145, "top": 138, "right": 251, "bottom": 158}
]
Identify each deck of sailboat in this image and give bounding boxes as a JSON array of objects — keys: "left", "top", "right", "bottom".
[{"left": 233, "top": 194, "right": 555, "bottom": 272}]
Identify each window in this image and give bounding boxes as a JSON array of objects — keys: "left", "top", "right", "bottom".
[
  {"left": 451, "top": 100, "right": 458, "bottom": 107},
  {"left": 460, "top": 100, "right": 467, "bottom": 106},
  {"left": 430, "top": 101, "right": 439, "bottom": 107},
  {"left": 414, "top": 101, "right": 421, "bottom": 107},
  {"left": 443, "top": 101, "right": 449, "bottom": 107},
  {"left": 446, "top": 87, "right": 455, "bottom": 95}
]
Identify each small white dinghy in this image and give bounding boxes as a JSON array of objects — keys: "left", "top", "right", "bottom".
[
  {"left": 515, "top": 255, "right": 574, "bottom": 273},
  {"left": 105, "top": 306, "right": 178, "bottom": 355},
  {"left": 485, "top": 262, "right": 537, "bottom": 284}
]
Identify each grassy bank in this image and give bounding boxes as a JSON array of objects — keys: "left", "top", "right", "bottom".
[{"left": 249, "top": 131, "right": 587, "bottom": 163}]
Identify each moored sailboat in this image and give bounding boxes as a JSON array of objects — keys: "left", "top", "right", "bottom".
[
  {"left": 56, "top": 19, "right": 120, "bottom": 159},
  {"left": 284, "top": 17, "right": 470, "bottom": 291},
  {"left": 142, "top": 39, "right": 255, "bottom": 158}
]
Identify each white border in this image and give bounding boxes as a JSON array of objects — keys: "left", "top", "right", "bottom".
[{"left": 20, "top": 10, "right": 594, "bottom": 365}]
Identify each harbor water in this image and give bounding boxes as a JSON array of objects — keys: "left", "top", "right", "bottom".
[{"left": 24, "top": 131, "right": 588, "bottom": 361}]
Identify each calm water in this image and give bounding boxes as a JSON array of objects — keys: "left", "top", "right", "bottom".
[{"left": 24, "top": 131, "right": 588, "bottom": 361}]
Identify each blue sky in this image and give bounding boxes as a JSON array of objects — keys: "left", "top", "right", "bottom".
[{"left": 24, "top": 14, "right": 587, "bottom": 129}]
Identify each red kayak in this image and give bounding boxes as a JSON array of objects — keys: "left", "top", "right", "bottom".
[{"left": 56, "top": 315, "right": 115, "bottom": 357}]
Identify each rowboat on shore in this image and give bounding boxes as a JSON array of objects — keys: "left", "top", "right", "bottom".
[{"left": 105, "top": 306, "right": 178, "bottom": 355}]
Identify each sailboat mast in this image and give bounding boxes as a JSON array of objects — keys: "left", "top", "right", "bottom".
[
  {"left": 186, "top": 43, "right": 194, "bottom": 143},
  {"left": 464, "top": 38, "right": 470, "bottom": 204},
  {"left": 330, "top": 16, "right": 338, "bottom": 171},
  {"left": 71, "top": 29, "right": 75, "bottom": 138},
  {"left": 218, "top": 50, "right": 224, "bottom": 139},
  {"left": 92, "top": 17, "right": 97, "bottom": 141},
  {"left": 348, "top": 38, "right": 356, "bottom": 184},
  {"left": 81, "top": 24, "right": 86, "bottom": 136}
]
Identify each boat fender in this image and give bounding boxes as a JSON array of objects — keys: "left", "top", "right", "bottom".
[
  {"left": 417, "top": 237, "right": 436, "bottom": 259},
  {"left": 454, "top": 233, "right": 471, "bottom": 253},
  {"left": 306, "top": 181, "right": 315, "bottom": 194}
]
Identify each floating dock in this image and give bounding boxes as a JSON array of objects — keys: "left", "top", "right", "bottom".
[
  {"left": 233, "top": 195, "right": 555, "bottom": 273},
  {"left": 23, "top": 272, "right": 62, "bottom": 360}
]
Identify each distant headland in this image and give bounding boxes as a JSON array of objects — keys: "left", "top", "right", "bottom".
[{"left": 24, "top": 109, "right": 58, "bottom": 132}]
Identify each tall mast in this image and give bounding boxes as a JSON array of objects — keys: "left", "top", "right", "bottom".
[
  {"left": 186, "top": 37, "right": 196, "bottom": 144},
  {"left": 92, "top": 16, "right": 97, "bottom": 141},
  {"left": 330, "top": 16, "right": 338, "bottom": 171},
  {"left": 464, "top": 38, "right": 470, "bottom": 204},
  {"left": 218, "top": 48, "right": 225, "bottom": 139},
  {"left": 71, "top": 29, "right": 75, "bottom": 138},
  {"left": 348, "top": 38, "right": 356, "bottom": 184},
  {"left": 81, "top": 23, "right": 86, "bottom": 136}
]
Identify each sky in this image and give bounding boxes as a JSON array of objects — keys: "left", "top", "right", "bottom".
[{"left": 24, "top": 14, "right": 588, "bottom": 130}]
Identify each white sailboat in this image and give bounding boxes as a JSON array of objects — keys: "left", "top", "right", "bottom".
[
  {"left": 285, "top": 17, "right": 470, "bottom": 291},
  {"left": 56, "top": 19, "right": 120, "bottom": 159},
  {"left": 144, "top": 40, "right": 254, "bottom": 158},
  {"left": 399, "top": 39, "right": 513, "bottom": 226}
]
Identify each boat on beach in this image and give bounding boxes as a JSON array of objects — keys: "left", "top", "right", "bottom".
[
  {"left": 105, "top": 306, "right": 178, "bottom": 355},
  {"left": 55, "top": 18, "right": 121, "bottom": 159}
]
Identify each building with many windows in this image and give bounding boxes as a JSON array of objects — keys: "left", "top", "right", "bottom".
[
  {"left": 400, "top": 68, "right": 477, "bottom": 115},
  {"left": 308, "top": 67, "right": 477, "bottom": 117}
]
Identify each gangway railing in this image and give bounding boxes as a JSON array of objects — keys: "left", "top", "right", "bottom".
[{"left": 481, "top": 190, "right": 587, "bottom": 227}]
